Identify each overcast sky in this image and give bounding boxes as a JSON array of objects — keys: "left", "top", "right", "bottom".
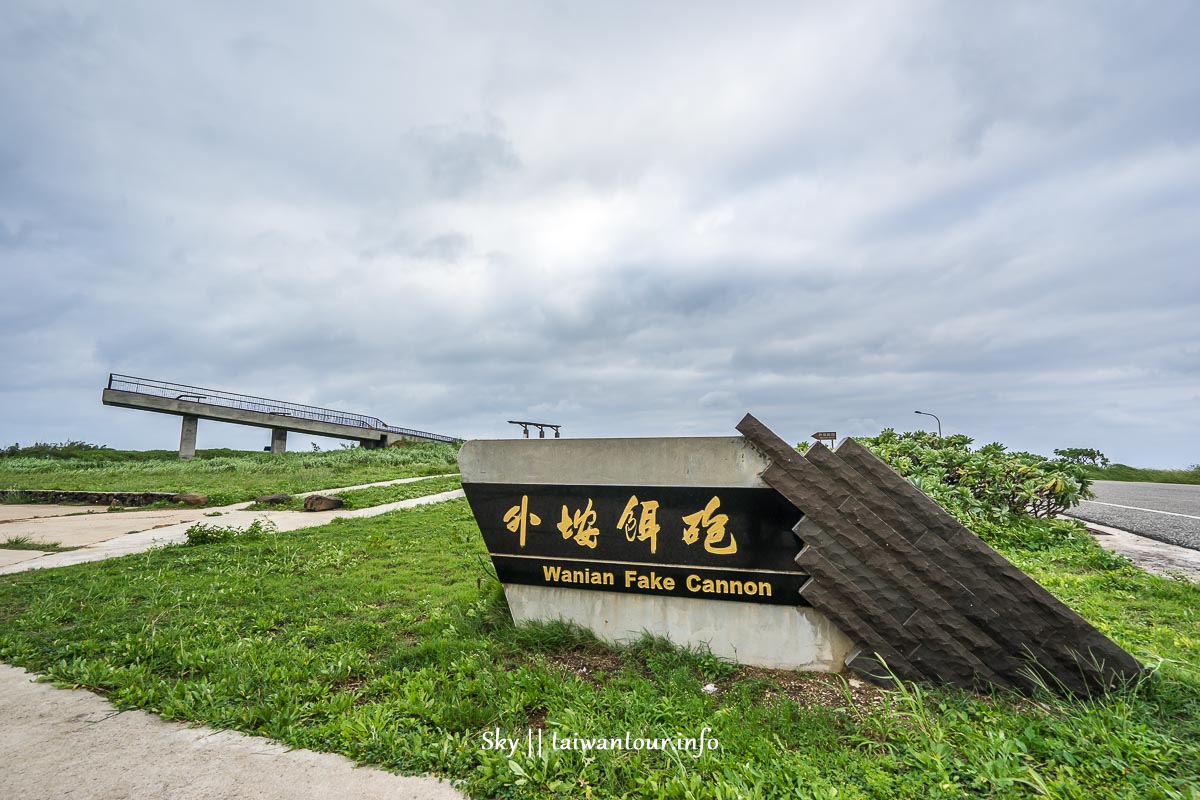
[{"left": 2, "top": 1, "right": 1198, "bottom": 466}]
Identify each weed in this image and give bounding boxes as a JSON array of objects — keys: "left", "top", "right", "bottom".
[
  {"left": 184, "top": 518, "right": 277, "bottom": 546},
  {"left": 1, "top": 536, "right": 80, "bottom": 552}
]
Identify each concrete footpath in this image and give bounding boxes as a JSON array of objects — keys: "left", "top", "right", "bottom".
[
  {"left": 0, "top": 476, "right": 464, "bottom": 574},
  {"left": 0, "top": 664, "right": 465, "bottom": 800}
]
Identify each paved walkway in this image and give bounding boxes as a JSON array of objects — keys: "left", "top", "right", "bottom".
[
  {"left": 0, "top": 476, "right": 463, "bottom": 575},
  {"left": 0, "top": 504, "right": 111, "bottom": 522},
  {"left": 0, "top": 664, "right": 465, "bottom": 800}
]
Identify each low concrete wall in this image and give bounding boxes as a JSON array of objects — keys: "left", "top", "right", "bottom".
[{"left": 0, "top": 490, "right": 180, "bottom": 507}]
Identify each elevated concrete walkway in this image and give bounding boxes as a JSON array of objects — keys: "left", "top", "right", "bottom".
[{"left": 102, "top": 374, "right": 457, "bottom": 458}]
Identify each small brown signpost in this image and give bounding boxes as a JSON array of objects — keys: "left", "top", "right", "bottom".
[{"left": 812, "top": 431, "right": 837, "bottom": 442}]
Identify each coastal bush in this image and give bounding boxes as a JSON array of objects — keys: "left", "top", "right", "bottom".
[
  {"left": 1053, "top": 447, "right": 1110, "bottom": 467},
  {"left": 2, "top": 440, "right": 114, "bottom": 460},
  {"left": 858, "top": 429, "right": 1092, "bottom": 523}
]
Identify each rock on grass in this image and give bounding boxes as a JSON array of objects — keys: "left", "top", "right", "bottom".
[{"left": 303, "top": 495, "right": 344, "bottom": 512}]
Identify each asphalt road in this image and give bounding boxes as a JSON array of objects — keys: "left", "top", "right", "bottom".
[{"left": 1068, "top": 480, "right": 1200, "bottom": 552}]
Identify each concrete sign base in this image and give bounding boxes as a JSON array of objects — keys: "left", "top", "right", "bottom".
[{"left": 505, "top": 584, "right": 853, "bottom": 671}]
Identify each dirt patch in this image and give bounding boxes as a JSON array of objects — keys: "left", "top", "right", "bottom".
[
  {"left": 545, "top": 649, "right": 626, "bottom": 682},
  {"left": 724, "top": 665, "right": 886, "bottom": 711},
  {"left": 544, "top": 648, "right": 885, "bottom": 712}
]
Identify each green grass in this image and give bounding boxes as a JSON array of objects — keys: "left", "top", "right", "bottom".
[
  {"left": 0, "top": 501, "right": 1196, "bottom": 798},
  {"left": 1086, "top": 464, "right": 1200, "bottom": 485},
  {"left": 0, "top": 535, "right": 80, "bottom": 552},
  {"left": 243, "top": 475, "right": 463, "bottom": 511},
  {"left": 0, "top": 444, "right": 461, "bottom": 506}
]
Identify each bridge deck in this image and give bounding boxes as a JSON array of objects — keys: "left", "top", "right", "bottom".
[{"left": 102, "top": 374, "right": 457, "bottom": 453}]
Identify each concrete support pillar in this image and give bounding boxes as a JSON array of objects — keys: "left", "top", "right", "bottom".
[
  {"left": 270, "top": 427, "right": 287, "bottom": 455},
  {"left": 179, "top": 415, "right": 198, "bottom": 460}
]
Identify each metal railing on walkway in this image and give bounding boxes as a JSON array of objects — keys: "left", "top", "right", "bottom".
[{"left": 106, "top": 374, "right": 458, "bottom": 443}]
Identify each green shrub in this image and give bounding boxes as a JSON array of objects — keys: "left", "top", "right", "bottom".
[
  {"left": 1054, "top": 447, "right": 1110, "bottom": 467},
  {"left": 2, "top": 441, "right": 113, "bottom": 460},
  {"left": 184, "top": 518, "right": 277, "bottom": 546},
  {"left": 857, "top": 430, "right": 1092, "bottom": 523}
]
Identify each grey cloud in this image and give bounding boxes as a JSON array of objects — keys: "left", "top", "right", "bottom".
[
  {"left": 404, "top": 126, "right": 520, "bottom": 197},
  {"left": 2, "top": 1, "right": 1198, "bottom": 466},
  {"left": 413, "top": 232, "right": 472, "bottom": 262}
]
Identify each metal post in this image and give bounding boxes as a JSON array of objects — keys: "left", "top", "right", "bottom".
[{"left": 914, "top": 410, "right": 942, "bottom": 439}]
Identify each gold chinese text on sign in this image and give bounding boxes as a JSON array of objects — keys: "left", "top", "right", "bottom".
[
  {"left": 618, "top": 495, "right": 661, "bottom": 554},
  {"left": 557, "top": 498, "right": 600, "bottom": 549},
  {"left": 505, "top": 493, "right": 739, "bottom": 558},
  {"left": 503, "top": 495, "right": 540, "bottom": 548},
  {"left": 682, "top": 496, "right": 737, "bottom": 555}
]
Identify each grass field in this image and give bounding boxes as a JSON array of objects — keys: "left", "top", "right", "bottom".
[
  {"left": 0, "top": 444, "right": 461, "bottom": 506},
  {"left": 0, "top": 500, "right": 1196, "bottom": 799},
  {"left": 1086, "top": 464, "right": 1200, "bottom": 485},
  {"left": 244, "top": 475, "right": 464, "bottom": 511}
]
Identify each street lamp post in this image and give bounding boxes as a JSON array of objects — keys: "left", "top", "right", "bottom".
[{"left": 914, "top": 410, "right": 942, "bottom": 439}]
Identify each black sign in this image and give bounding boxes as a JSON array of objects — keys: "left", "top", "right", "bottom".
[{"left": 463, "top": 483, "right": 809, "bottom": 606}]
